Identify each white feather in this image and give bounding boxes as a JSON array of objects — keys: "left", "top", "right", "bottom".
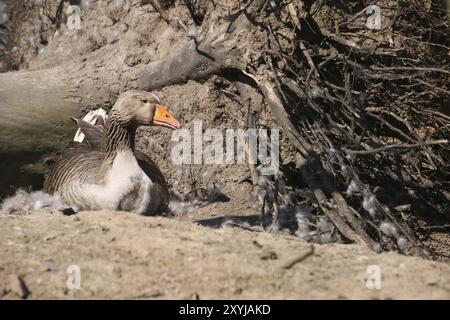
[
  {"left": 73, "top": 108, "right": 108, "bottom": 143},
  {"left": 362, "top": 195, "right": 377, "bottom": 217},
  {"left": 397, "top": 237, "right": 409, "bottom": 250},
  {"left": 380, "top": 221, "right": 398, "bottom": 237},
  {"left": 0, "top": 190, "right": 69, "bottom": 214},
  {"left": 346, "top": 180, "right": 359, "bottom": 195}
]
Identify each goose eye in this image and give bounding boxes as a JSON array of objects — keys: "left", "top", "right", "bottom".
[{"left": 142, "top": 99, "right": 148, "bottom": 103}]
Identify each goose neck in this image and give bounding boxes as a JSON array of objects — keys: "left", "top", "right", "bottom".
[{"left": 103, "top": 114, "right": 137, "bottom": 160}]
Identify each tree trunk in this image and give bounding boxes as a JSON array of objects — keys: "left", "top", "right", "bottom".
[{"left": 0, "top": 68, "right": 80, "bottom": 153}]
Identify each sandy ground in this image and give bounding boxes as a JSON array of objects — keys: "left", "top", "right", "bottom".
[{"left": 1, "top": 207, "right": 449, "bottom": 300}]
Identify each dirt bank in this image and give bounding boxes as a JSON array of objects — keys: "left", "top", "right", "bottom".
[{"left": 1, "top": 209, "right": 449, "bottom": 300}]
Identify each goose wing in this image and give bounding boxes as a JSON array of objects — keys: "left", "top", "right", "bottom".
[
  {"left": 135, "top": 151, "right": 170, "bottom": 208},
  {"left": 71, "top": 117, "right": 105, "bottom": 150},
  {"left": 44, "top": 117, "right": 105, "bottom": 194},
  {"left": 43, "top": 142, "right": 103, "bottom": 194}
]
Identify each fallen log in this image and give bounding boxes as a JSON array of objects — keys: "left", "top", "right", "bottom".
[{"left": 0, "top": 40, "right": 242, "bottom": 154}]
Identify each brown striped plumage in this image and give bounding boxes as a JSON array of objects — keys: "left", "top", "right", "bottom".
[{"left": 44, "top": 90, "right": 180, "bottom": 214}]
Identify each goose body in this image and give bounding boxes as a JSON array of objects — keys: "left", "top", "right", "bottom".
[
  {"left": 47, "top": 148, "right": 158, "bottom": 213},
  {"left": 44, "top": 90, "right": 180, "bottom": 215}
]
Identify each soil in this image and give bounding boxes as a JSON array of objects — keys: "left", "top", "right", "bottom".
[{"left": 1, "top": 205, "right": 450, "bottom": 300}]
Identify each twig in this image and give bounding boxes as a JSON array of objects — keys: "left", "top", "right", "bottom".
[
  {"left": 281, "top": 245, "right": 315, "bottom": 269},
  {"left": 320, "top": 28, "right": 361, "bottom": 50},
  {"left": 422, "top": 224, "right": 450, "bottom": 230},
  {"left": 370, "top": 66, "right": 450, "bottom": 75},
  {"left": 346, "top": 140, "right": 448, "bottom": 155}
]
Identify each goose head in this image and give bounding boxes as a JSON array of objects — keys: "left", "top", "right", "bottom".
[{"left": 112, "top": 90, "right": 181, "bottom": 130}]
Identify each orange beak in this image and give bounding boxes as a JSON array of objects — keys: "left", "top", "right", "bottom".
[{"left": 153, "top": 105, "right": 181, "bottom": 130}]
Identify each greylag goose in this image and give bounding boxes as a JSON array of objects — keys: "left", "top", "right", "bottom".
[{"left": 44, "top": 90, "right": 181, "bottom": 215}]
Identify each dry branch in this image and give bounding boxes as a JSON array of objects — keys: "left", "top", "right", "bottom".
[{"left": 345, "top": 140, "right": 448, "bottom": 155}]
